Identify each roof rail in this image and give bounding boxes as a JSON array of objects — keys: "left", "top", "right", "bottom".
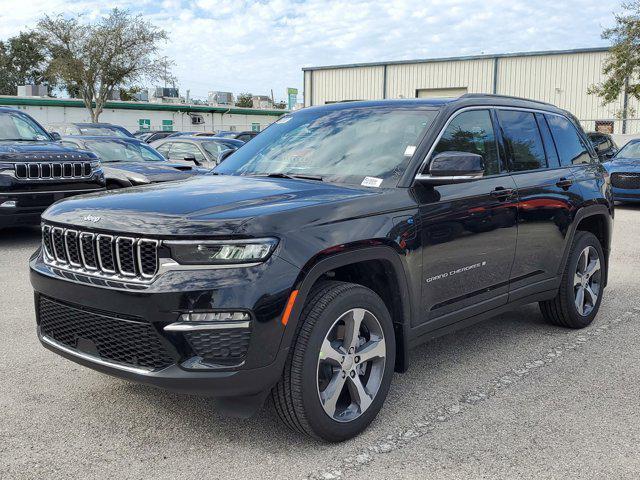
[{"left": 459, "top": 93, "right": 556, "bottom": 107}]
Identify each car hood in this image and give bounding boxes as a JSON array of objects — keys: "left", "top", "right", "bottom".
[
  {"left": 0, "top": 140, "right": 93, "bottom": 160},
  {"left": 42, "top": 175, "right": 386, "bottom": 236},
  {"left": 603, "top": 157, "right": 640, "bottom": 170},
  {"left": 103, "top": 161, "right": 205, "bottom": 182}
]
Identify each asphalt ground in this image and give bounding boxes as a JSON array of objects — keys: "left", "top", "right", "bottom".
[{"left": 1, "top": 205, "right": 639, "bottom": 479}]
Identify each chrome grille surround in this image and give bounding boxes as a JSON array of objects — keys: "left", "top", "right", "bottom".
[{"left": 41, "top": 224, "right": 160, "bottom": 283}]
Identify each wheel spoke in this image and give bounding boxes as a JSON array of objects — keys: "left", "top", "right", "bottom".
[
  {"left": 320, "top": 371, "right": 347, "bottom": 417},
  {"left": 320, "top": 338, "right": 344, "bottom": 365},
  {"left": 575, "top": 286, "right": 585, "bottom": 315},
  {"left": 347, "top": 374, "right": 373, "bottom": 414},
  {"left": 343, "top": 308, "right": 365, "bottom": 351},
  {"left": 356, "top": 337, "right": 386, "bottom": 364},
  {"left": 579, "top": 248, "right": 589, "bottom": 274},
  {"left": 584, "top": 284, "right": 598, "bottom": 305},
  {"left": 584, "top": 257, "right": 600, "bottom": 278}
]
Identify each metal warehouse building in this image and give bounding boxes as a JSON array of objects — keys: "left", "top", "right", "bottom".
[{"left": 303, "top": 47, "right": 638, "bottom": 135}]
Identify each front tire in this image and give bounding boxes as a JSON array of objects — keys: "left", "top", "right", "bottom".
[
  {"left": 272, "top": 281, "right": 395, "bottom": 442},
  {"left": 539, "top": 231, "right": 605, "bottom": 328}
]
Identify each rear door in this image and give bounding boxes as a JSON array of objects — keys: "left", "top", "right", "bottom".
[
  {"left": 497, "top": 109, "right": 583, "bottom": 300},
  {"left": 417, "top": 108, "right": 518, "bottom": 328}
]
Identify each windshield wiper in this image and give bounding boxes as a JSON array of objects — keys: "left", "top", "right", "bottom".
[
  {"left": 0, "top": 138, "right": 37, "bottom": 142},
  {"left": 251, "top": 172, "right": 324, "bottom": 182}
]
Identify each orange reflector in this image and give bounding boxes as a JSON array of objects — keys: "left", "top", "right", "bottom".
[{"left": 281, "top": 289, "right": 299, "bottom": 326}]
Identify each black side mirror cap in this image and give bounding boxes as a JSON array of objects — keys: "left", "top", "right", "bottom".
[
  {"left": 416, "top": 151, "right": 485, "bottom": 185},
  {"left": 218, "top": 149, "right": 235, "bottom": 163},
  {"left": 49, "top": 131, "right": 61, "bottom": 141}
]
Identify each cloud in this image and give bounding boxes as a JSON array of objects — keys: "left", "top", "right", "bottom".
[{"left": 0, "top": 0, "right": 620, "bottom": 102}]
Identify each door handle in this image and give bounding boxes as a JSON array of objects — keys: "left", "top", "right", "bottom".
[
  {"left": 490, "top": 187, "right": 515, "bottom": 200},
  {"left": 556, "top": 177, "right": 573, "bottom": 189}
]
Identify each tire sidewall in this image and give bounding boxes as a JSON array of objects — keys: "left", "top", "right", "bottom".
[{"left": 298, "top": 286, "right": 396, "bottom": 442}]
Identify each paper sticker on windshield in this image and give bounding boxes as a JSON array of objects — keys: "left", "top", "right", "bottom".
[
  {"left": 404, "top": 145, "right": 417, "bottom": 156},
  {"left": 361, "top": 176, "right": 383, "bottom": 188}
]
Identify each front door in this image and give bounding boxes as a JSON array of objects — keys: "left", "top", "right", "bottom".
[{"left": 416, "top": 109, "right": 518, "bottom": 329}]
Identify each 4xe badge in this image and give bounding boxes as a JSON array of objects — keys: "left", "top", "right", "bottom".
[{"left": 82, "top": 215, "right": 101, "bottom": 223}]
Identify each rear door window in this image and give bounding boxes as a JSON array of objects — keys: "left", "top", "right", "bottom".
[
  {"left": 546, "top": 115, "right": 591, "bottom": 165},
  {"left": 497, "top": 110, "right": 547, "bottom": 172}
]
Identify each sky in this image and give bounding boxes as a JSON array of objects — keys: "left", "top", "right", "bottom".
[{"left": 0, "top": 0, "right": 623, "bottom": 103}]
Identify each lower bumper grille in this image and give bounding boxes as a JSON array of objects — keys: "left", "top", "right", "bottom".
[
  {"left": 183, "top": 329, "right": 251, "bottom": 365},
  {"left": 611, "top": 172, "right": 640, "bottom": 189},
  {"left": 38, "top": 296, "right": 174, "bottom": 370}
]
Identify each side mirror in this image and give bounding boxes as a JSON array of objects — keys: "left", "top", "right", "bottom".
[
  {"left": 183, "top": 154, "right": 198, "bottom": 164},
  {"left": 49, "top": 131, "right": 61, "bottom": 141},
  {"left": 416, "top": 151, "right": 484, "bottom": 185},
  {"left": 218, "top": 149, "right": 235, "bottom": 163}
]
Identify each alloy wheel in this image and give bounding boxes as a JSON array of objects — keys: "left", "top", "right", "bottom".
[
  {"left": 316, "top": 308, "right": 386, "bottom": 423},
  {"left": 574, "top": 246, "right": 601, "bottom": 316}
]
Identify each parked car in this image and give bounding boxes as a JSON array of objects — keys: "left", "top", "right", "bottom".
[
  {"left": 63, "top": 123, "right": 134, "bottom": 138},
  {"left": 602, "top": 138, "right": 640, "bottom": 203},
  {"left": 215, "top": 130, "right": 260, "bottom": 142},
  {"left": 0, "top": 108, "right": 105, "bottom": 228},
  {"left": 166, "top": 131, "right": 217, "bottom": 138},
  {"left": 60, "top": 136, "right": 206, "bottom": 189},
  {"left": 30, "top": 95, "right": 612, "bottom": 441},
  {"left": 587, "top": 131, "right": 618, "bottom": 161},
  {"left": 150, "top": 136, "right": 244, "bottom": 167},
  {"left": 133, "top": 130, "right": 175, "bottom": 143}
]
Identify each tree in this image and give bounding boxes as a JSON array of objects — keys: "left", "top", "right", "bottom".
[
  {"left": 588, "top": 1, "right": 640, "bottom": 125},
  {"left": 0, "top": 31, "right": 56, "bottom": 95},
  {"left": 235, "top": 92, "right": 253, "bottom": 108},
  {"left": 38, "top": 9, "right": 168, "bottom": 122}
]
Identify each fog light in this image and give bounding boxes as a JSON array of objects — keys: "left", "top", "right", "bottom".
[
  {"left": 179, "top": 311, "right": 250, "bottom": 322},
  {"left": 0, "top": 201, "right": 17, "bottom": 208}
]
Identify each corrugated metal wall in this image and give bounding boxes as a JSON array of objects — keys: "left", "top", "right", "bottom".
[{"left": 303, "top": 50, "right": 640, "bottom": 134}]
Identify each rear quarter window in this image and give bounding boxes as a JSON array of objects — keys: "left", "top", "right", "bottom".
[{"left": 546, "top": 115, "right": 591, "bottom": 166}]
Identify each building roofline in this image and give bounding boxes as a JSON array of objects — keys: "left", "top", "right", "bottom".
[
  {"left": 0, "top": 96, "right": 288, "bottom": 117},
  {"left": 302, "top": 46, "right": 610, "bottom": 71}
]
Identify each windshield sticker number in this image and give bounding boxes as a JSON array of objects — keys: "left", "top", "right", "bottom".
[
  {"left": 361, "top": 176, "right": 383, "bottom": 188},
  {"left": 404, "top": 145, "right": 417, "bottom": 156}
]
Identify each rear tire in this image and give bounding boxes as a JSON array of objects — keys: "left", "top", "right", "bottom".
[
  {"left": 539, "top": 231, "right": 605, "bottom": 328},
  {"left": 272, "top": 281, "right": 395, "bottom": 442}
]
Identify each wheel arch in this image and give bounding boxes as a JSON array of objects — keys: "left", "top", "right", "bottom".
[
  {"left": 282, "top": 245, "right": 414, "bottom": 373},
  {"left": 559, "top": 205, "right": 612, "bottom": 286}
]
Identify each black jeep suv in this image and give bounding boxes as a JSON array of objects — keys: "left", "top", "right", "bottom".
[
  {"left": 30, "top": 95, "right": 613, "bottom": 441},
  {"left": 0, "top": 107, "right": 105, "bottom": 228}
]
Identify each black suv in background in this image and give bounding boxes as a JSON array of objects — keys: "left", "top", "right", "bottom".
[
  {"left": 0, "top": 108, "right": 105, "bottom": 228},
  {"left": 30, "top": 95, "right": 613, "bottom": 441}
]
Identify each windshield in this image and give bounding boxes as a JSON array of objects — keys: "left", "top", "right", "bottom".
[
  {"left": 0, "top": 111, "right": 49, "bottom": 141},
  {"left": 214, "top": 106, "right": 439, "bottom": 186},
  {"left": 78, "top": 126, "right": 130, "bottom": 138},
  {"left": 616, "top": 141, "right": 640, "bottom": 159},
  {"left": 83, "top": 140, "right": 165, "bottom": 163}
]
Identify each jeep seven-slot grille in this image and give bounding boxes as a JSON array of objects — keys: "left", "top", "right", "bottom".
[
  {"left": 611, "top": 172, "right": 640, "bottom": 190},
  {"left": 15, "top": 162, "right": 92, "bottom": 180},
  {"left": 38, "top": 296, "right": 173, "bottom": 370},
  {"left": 42, "top": 225, "right": 159, "bottom": 280}
]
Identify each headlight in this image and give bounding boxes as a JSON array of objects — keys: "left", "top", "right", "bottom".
[
  {"left": 0, "top": 162, "right": 14, "bottom": 171},
  {"left": 165, "top": 238, "right": 278, "bottom": 265}
]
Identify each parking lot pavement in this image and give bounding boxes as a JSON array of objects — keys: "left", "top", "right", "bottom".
[{"left": 1, "top": 206, "right": 639, "bottom": 480}]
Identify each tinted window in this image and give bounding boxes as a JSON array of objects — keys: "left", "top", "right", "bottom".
[
  {"left": 167, "top": 142, "right": 205, "bottom": 162},
  {"left": 536, "top": 114, "right": 560, "bottom": 168},
  {"left": 432, "top": 109, "right": 500, "bottom": 175},
  {"left": 0, "top": 112, "right": 49, "bottom": 141},
  {"left": 498, "top": 110, "right": 546, "bottom": 172},
  {"left": 546, "top": 115, "right": 591, "bottom": 165}
]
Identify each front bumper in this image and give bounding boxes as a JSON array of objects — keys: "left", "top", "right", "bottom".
[
  {"left": 30, "top": 251, "right": 300, "bottom": 408},
  {"left": 611, "top": 187, "right": 640, "bottom": 202},
  {"left": 0, "top": 188, "right": 105, "bottom": 227}
]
